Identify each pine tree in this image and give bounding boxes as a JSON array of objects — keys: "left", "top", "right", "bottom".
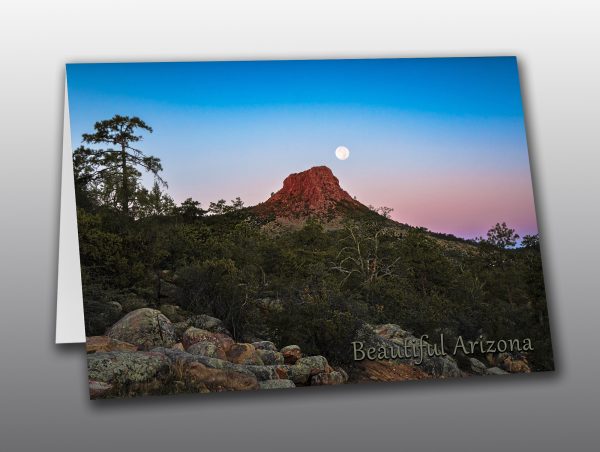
[{"left": 81, "top": 115, "right": 165, "bottom": 214}]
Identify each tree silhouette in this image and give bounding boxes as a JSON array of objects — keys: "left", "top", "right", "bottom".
[
  {"left": 485, "top": 222, "right": 520, "bottom": 249},
  {"left": 81, "top": 115, "right": 164, "bottom": 214}
]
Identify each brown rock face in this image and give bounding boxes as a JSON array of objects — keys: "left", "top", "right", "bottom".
[
  {"left": 255, "top": 166, "right": 366, "bottom": 219},
  {"left": 226, "top": 343, "right": 264, "bottom": 365},
  {"left": 356, "top": 361, "right": 431, "bottom": 383},
  {"left": 281, "top": 345, "right": 302, "bottom": 364},
  {"left": 184, "top": 362, "right": 259, "bottom": 392},
  {"left": 182, "top": 327, "right": 234, "bottom": 356},
  {"left": 86, "top": 336, "right": 138, "bottom": 353}
]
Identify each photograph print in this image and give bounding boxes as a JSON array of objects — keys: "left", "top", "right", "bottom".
[{"left": 66, "top": 57, "right": 554, "bottom": 399}]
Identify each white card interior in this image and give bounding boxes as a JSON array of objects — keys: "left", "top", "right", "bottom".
[{"left": 55, "top": 78, "right": 86, "bottom": 344}]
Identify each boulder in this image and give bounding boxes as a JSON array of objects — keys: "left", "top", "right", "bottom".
[
  {"left": 336, "top": 367, "right": 349, "bottom": 383},
  {"left": 295, "top": 356, "right": 328, "bottom": 377},
  {"left": 469, "top": 357, "right": 488, "bottom": 375},
  {"left": 86, "top": 336, "right": 137, "bottom": 353},
  {"left": 187, "top": 341, "right": 226, "bottom": 359},
  {"left": 184, "top": 362, "right": 258, "bottom": 392},
  {"left": 153, "top": 348, "right": 277, "bottom": 382},
  {"left": 88, "top": 380, "right": 113, "bottom": 399},
  {"left": 188, "top": 314, "right": 231, "bottom": 335},
  {"left": 486, "top": 366, "right": 509, "bottom": 376},
  {"left": 285, "top": 365, "right": 310, "bottom": 385},
  {"left": 506, "top": 359, "right": 531, "bottom": 373},
  {"left": 497, "top": 354, "right": 531, "bottom": 373},
  {"left": 244, "top": 365, "right": 281, "bottom": 381},
  {"left": 106, "top": 308, "right": 176, "bottom": 350},
  {"left": 311, "top": 371, "right": 346, "bottom": 386},
  {"left": 173, "top": 321, "right": 191, "bottom": 341},
  {"left": 357, "top": 323, "right": 462, "bottom": 379},
  {"left": 252, "top": 341, "right": 278, "bottom": 352},
  {"left": 182, "top": 327, "right": 233, "bottom": 353},
  {"left": 256, "top": 349, "right": 284, "bottom": 365},
  {"left": 87, "top": 351, "right": 171, "bottom": 395},
  {"left": 151, "top": 347, "right": 248, "bottom": 374},
  {"left": 172, "top": 315, "right": 232, "bottom": 342},
  {"left": 226, "top": 343, "right": 264, "bottom": 365},
  {"left": 281, "top": 345, "right": 302, "bottom": 364},
  {"left": 274, "top": 365, "right": 289, "bottom": 380},
  {"left": 373, "top": 324, "right": 411, "bottom": 341},
  {"left": 172, "top": 343, "right": 185, "bottom": 351},
  {"left": 259, "top": 379, "right": 296, "bottom": 390},
  {"left": 194, "top": 356, "right": 279, "bottom": 381}
]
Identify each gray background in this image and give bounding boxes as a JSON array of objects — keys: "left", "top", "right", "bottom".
[{"left": 1, "top": 1, "right": 598, "bottom": 451}]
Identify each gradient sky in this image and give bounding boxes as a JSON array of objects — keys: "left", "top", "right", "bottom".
[{"left": 67, "top": 57, "right": 538, "bottom": 239}]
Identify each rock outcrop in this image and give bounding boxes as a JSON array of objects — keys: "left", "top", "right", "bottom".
[
  {"left": 253, "top": 166, "right": 368, "bottom": 220},
  {"left": 88, "top": 311, "right": 529, "bottom": 398},
  {"left": 184, "top": 362, "right": 259, "bottom": 392},
  {"left": 87, "top": 351, "right": 171, "bottom": 396},
  {"left": 182, "top": 327, "right": 233, "bottom": 354},
  {"left": 87, "top": 313, "right": 344, "bottom": 399},
  {"left": 356, "top": 323, "right": 463, "bottom": 379},
  {"left": 259, "top": 379, "right": 296, "bottom": 390},
  {"left": 256, "top": 349, "right": 284, "bottom": 365},
  {"left": 226, "top": 343, "right": 264, "bottom": 365},
  {"left": 281, "top": 345, "right": 302, "bottom": 364},
  {"left": 106, "top": 308, "right": 176, "bottom": 350},
  {"left": 355, "top": 360, "right": 431, "bottom": 383},
  {"left": 86, "top": 336, "right": 138, "bottom": 353}
]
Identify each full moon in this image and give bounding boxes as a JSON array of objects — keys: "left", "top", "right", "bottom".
[{"left": 335, "top": 146, "right": 350, "bottom": 160}]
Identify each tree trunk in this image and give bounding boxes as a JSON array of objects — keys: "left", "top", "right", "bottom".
[{"left": 121, "top": 143, "right": 129, "bottom": 214}]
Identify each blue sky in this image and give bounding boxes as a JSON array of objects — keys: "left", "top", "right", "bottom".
[{"left": 67, "top": 57, "right": 538, "bottom": 239}]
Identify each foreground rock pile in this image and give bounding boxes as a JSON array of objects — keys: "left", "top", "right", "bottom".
[
  {"left": 86, "top": 308, "right": 531, "bottom": 399},
  {"left": 87, "top": 308, "right": 348, "bottom": 399}
]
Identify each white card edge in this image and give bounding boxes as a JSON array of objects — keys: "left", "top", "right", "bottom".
[{"left": 55, "top": 75, "right": 86, "bottom": 344}]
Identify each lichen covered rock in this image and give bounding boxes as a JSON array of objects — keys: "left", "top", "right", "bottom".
[
  {"left": 106, "top": 308, "right": 176, "bottom": 350},
  {"left": 295, "top": 356, "right": 328, "bottom": 377},
  {"left": 311, "top": 371, "right": 346, "bottom": 386},
  {"left": 256, "top": 349, "right": 284, "bottom": 365},
  {"left": 469, "top": 357, "right": 487, "bottom": 375},
  {"left": 189, "top": 314, "right": 231, "bottom": 335},
  {"left": 252, "top": 341, "right": 278, "bottom": 352},
  {"left": 486, "top": 366, "right": 509, "bottom": 375},
  {"left": 259, "top": 379, "right": 296, "bottom": 390},
  {"left": 87, "top": 351, "right": 171, "bottom": 397},
  {"left": 182, "top": 327, "right": 233, "bottom": 354},
  {"left": 187, "top": 341, "right": 226, "bottom": 359}
]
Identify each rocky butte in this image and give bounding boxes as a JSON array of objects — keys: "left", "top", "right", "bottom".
[{"left": 253, "top": 165, "right": 370, "bottom": 221}]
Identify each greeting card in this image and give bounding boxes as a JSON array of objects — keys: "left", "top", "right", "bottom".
[{"left": 65, "top": 57, "right": 553, "bottom": 399}]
